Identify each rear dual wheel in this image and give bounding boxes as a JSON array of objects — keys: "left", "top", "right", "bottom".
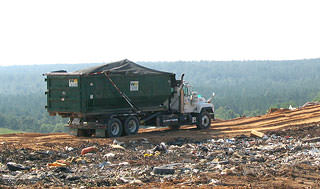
[
  {"left": 123, "top": 116, "right": 139, "bottom": 136},
  {"left": 106, "top": 118, "right": 123, "bottom": 137},
  {"left": 106, "top": 116, "right": 139, "bottom": 137}
]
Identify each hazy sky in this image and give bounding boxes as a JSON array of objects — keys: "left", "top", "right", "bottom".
[{"left": 0, "top": 0, "right": 319, "bottom": 66}]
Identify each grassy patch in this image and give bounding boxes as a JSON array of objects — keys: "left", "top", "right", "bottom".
[{"left": 0, "top": 128, "right": 23, "bottom": 134}]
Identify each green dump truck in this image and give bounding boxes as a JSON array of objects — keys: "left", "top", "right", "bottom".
[{"left": 44, "top": 59, "right": 215, "bottom": 137}]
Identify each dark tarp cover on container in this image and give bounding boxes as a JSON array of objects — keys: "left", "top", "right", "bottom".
[{"left": 74, "top": 59, "right": 173, "bottom": 76}]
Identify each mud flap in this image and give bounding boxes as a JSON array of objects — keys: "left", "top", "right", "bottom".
[{"left": 95, "top": 129, "right": 106, "bottom": 138}]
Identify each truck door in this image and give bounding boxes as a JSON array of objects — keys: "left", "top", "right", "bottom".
[{"left": 183, "top": 86, "right": 195, "bottom": 113}]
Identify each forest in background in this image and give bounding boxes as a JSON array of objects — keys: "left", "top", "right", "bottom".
[{"left": 1, "top": 58, "right": 320, "bottom": 133}]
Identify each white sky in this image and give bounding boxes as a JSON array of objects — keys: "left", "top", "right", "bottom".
[{"left": 0, "top": 0, "right": 319, "bottom": 66}]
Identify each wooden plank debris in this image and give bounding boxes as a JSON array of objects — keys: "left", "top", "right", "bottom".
[{"left": 250, "top": 130, "right": 264, "bottom": 138}]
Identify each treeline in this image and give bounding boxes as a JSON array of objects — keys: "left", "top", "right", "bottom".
[
  {"left": 0, "top": 94, "right": 67, "bottom": 133},
  {"left": 141, "top": 59, "right": 320, "bottom": 118},
  {"left": 0, "top": 58, "right": 320, "bottom": 132}
]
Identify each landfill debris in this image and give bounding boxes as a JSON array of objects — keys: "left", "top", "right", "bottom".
[
  {"left": 144, "top": 151, "right": 160, "bottom": 157},
  {"left": 48, "top": 162, "right": 67, "bottom": 167},
  {"left": 75, "top": 157, "right": 88, "bottom": 164},
  {"left": 54, "top": 166, "right": 73, "bottom": 173},
  {"left": 65, "top": 146, "right": 74, "bottom": 152},
  {"left": 144, "top": 153, "right": 153, "bottom": 157},
  {"left": 113, "top": 139, "right": 125, "bottom": 146},
  {"left": 130, "top": 179, "right": 143, "bottom": 184},
  {"left": 99, "top": 161, "right": 112, "bottom": 169},
  {"left": 303, "top": 137, "right": 320, "bottom": 143},
  {"left": 288, "top": 105, "right": 296, "bottom": 110},
  {"left": 6, "top": 162, "right": 31, "bottom": 171},
  {"left": 209, "top": 178, "right": 221, "bottom": 185},
  {"left": 250, "top": 130, "right": 264, "bottom": 138},
  {"left": 153, "top": 166, "right": 175, "bottom": 175},
  {"left": 66, "top": 175, "right": 81, "bottom": 181},
  {"left": 56, "top": 159, "right": 70, "bottom": 165},
  {"left": 119, "top": 162, "right": 129, "bottom": 166},
  {"left": 302, "top": 101, "right": 320, "bottom": 107},
  {"left": 81, "top": 146, "right": 98, "bottom": 155},
  {"left": 103, "top": 153, "right": 115, "bottom": 159},
  {"left": 141, "top": 138, "right": 150, "bottom": 144},
  {"left": 110, "top": 144, "right": 125, "bottom": 150},
  {"left": 2, "top": 123, "right": 320, "bottom": 187},
  {"left": 153, "top": 142, "right": 167, "bottom": 153}
]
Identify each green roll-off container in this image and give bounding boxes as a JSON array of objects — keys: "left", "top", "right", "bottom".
[{"left": 45, "top": 60, "right": 176, "bottom": 118}]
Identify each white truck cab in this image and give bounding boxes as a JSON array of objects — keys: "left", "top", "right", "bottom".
[
  {"left": 168, "top": 75, "right": 215, "bottom": 130},
  {"left": 182, "top": 84, "right": 215, "bottom": 114}
]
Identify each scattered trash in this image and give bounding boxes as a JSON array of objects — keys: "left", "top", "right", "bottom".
[
  {"left": 119, "top": 177, "right": 130, "bottom": 183},
  {"left": 47, "top": 162, "right": 67, "bottom": 167},
  {"left": 199, "top": 145, "right": 209, "bottom": 152},
  {"left": 144, "top": 151, "right": 160, "bottom": 157},
  {"left": 2, "top": 123, "right": 320, "bottom": 187},
  {"left": 7, "top": 162, "right": 31, "bottom": 171},
  {"left": 209, "top": 178, "right": 221, "bottom": 185},
  {"left": 65, "top": 146, "right": 74, "bottom": 151},
  {"left": 262, "top": 135, "right": 269, "bottom": 140},
  {"left": 99, "top": 161, "right": 112, "bottom": 169},
  {"left": 113, "top": 139, "right": 125, "bottom": 146},
  {"left": 153, "top": 166, "right": 175, "bottom": 175},
  {"left": 103, "top": 153, "right": 115, "bottom": 159},
  {"left": 56, "top": 159, "right": 70, "bottom": 165},
  {"left": 66, "top": 175, "right": 81, "bottom": 181},
  {"left": 289, "top": 105, "right": 296, "bottom": 110},
  {"left": 153, "top": 142, "right": 167, "bottom": 153},
  {"left": 74, "top": 157, "right": 88, "bottom": 164},
  {"left": 303, "top": 137, "right": 320, "bottom": 143},
  {"left": 110, "top": 144, "right": 125, "bottom": 150},
  {"left": 302, "top": 101, "right": 320, "bottom": 108},
  {"left": 141, "top": 138, "right": 150, "bottom": 144},
  {"left": 54, "top": 166, "right": 73, "bottom": 173},
  {"left": 130, "top": 179, "right": 143, "bottom": 184},
  {"left": 81, "top": 146, "right": 98, "bottom": 155},
  {"left": 119, "top": 162, "right": 129, "bottom": 166}
]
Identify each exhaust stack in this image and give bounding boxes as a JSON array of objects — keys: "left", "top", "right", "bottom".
[{"left": 179, "top": 74, "right": 185, "bottom": 113}]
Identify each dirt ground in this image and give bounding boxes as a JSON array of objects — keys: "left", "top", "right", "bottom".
[
  {"left": 2, "top": 104, "right": 320, "bottom": 150},
  {"left": 1, "top": 104, "right": 320, "bottom": 188}
]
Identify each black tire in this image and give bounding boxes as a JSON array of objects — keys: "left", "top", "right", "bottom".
[
  {"left": 168, "top": 125, "right": 181, "bottom": 130},
  {"left": 196, "top": 111, "right": 211, "bottom": 129},
  {"left": 107, "top": 118, "right": 123, "bottom": 137},
  {"left": 123, "top": 116, "right": 139, "bottom": 135}
]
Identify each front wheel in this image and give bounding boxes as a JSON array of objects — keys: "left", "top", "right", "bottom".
[
  {"left": 196, "top": 111, "right": 211, "bottom": 129},
  {"left": 107, "top": 118, "right": 123, "bottom": 137}
]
